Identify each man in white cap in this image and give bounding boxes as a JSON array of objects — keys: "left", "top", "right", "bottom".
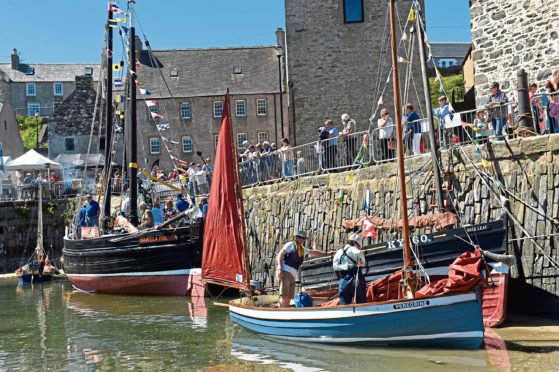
[
  {"left": 276, "top": 230, "right": 328, "bottom": 308},
  {"left": 333, "top": 233, "right": 367, "bottom": 305},
  {"left": 338, "top": 113, "right": 357, "bottom": 166}
]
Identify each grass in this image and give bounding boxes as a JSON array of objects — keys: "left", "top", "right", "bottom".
[
  {"left": 428, "top": 73, "right": 464, "bottom": 107},
  {"left": 17, "top": 116, "right": 46, "bottom": 151}
]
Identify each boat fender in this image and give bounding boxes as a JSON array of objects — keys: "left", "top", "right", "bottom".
[
  {"left": 481, "top": 250, "right": 516, "bottom": 266},
  {"left": 294, "top": 292, "right": 312, "bottom": 308}
]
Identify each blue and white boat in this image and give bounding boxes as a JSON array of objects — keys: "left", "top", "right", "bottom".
[{"left": 202, "top": 1, "right": 485, "bottom": 349}]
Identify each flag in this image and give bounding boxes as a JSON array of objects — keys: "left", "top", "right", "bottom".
[
  {"left": 427, "top": 48, "right": 433, "bottom": 62},
  {"left": 377, "top": 96, "right": 385, "bottom": 107},
  {"left": 156, "top": 123, "right": 169, "bottom": 130},
  {"left": 170, "top": 154, "right": 189, "bottom": 166},
  {"left": 115, "top": 94, "right": 123, "bottom": 103},
  {"left": 363, "top": 188, "right": 370, "bottom": 211},
  {"left": 481, "top": 159, "right": 489, "bottom": 169},
  {"left": 135, "top": 80, "right": 141, "bottom": 86},
  {"left": 114, "top": 124, "right": 123, "bottom": 133},
  {"left": 135, "top": 58, "right": 140, "bottom": 67},
  {"left": 408, "top": 8, "right": 415, "bottom": 21},
  {"left": 162, "top": 136, "right": 179, "bottom": 144},
  {"left": 117, "top": 18, "right": 127, "bottom": 23},
  {"left": 145, "top": 100, "right": 158, "bottom": 107},
  {"left": 355, "top": 152, "right": 363, "bottom": 164},
  {"left": 363, "top": 132, "right": 369, "bottom": 149},
  {"left": 114, "top": 79, "right": 123, "bottom": 88},
  {"left": 165, "top": 145, "right": 171, "bottom": 152},
  {"left": 108, "top": 19, "right": 118, "bottom": 27},
  {"left": 439, "top": 82, "right": 445, "bottom": 94},
  {"left": 346, "top": 172, "right": 353, "bottom": 184},
  {"left": 401, "top": 32, "right": 409, "bottom": 42},
  {"left": 461, "top": 120, "right": 469, "bottom": 128},
  {"left": 139, "top": 88, "right": 151, "bottom": 95},
  {"left": 112, "top": 64, "right": 121, "bottom": 71},
  {"left": 398, "top": 56, "right": 409, "bottom": 64},
  {"left": 109, "top": 2, "right": 118, "bottom": 11},
  {"left": 107, "top": 49, "right": 112, "bottom": 57},
  {"left": 120, "top": 25, "right": 129, "bottom": 35},
  {"left": 150, "top": 112, "right": 163, "bottom": 119},
  {"left": 335, "top": 190, "right": 343, "bottom": 206},
  {"left": 362, "top": 218, "right": 378, "bottom": 239}
]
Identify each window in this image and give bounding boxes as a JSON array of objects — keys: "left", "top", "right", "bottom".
[
  {"left": 233, "top": 67, "right": 242, "bottom": 74},
  {"left": 65, "top": 138, "right": 75, "bottom": 151},
  {"left": 27, "top": 103, "right": 40, "bottom": 116},
  {"left": 150, "top": 137, "right": 161, "bottom": 154},
  {"left": 214, "top": 134, "right": 219, "bottom": 149},
  {"left": 170, "top": 68, "right": 178, "bottom": 77},
  {"left": 99, "top": 135, "right": 106, "bottom": 151},
  {"left": 236, "top": 100, "right": 246, "bottom": 117},
  {"left": 181, "top": 103, "right": 191, "bottom": 119},
  {"left": 26, "top": 83, "right": 36, "bottom": 96},
  {"left": 256, "top": 99, "right": 267, "bottom": 115},
  {"left": 25, "top": 67, "right": 34, "bottom": 75},
  {"left": 236, "top": 133, "right": 247, "bottom": 149},
  {"left": 344, "top": 0, "right": 364, "bottom": 23},
  {"left": 182, "top": 136, "right": 193, "bottom": 153},
  {"left": 54, "top": 83, "right": 63, "bottom": 96},
  {"left": 258, "top": 132, "right": 268, "bottom": 144},
  {"left": 85, "top": 67, "right": 93, "bottom": 75},
  {"left": 441, "top": 61, "right": 447, "bottom": 68},
  {"left": 213, "top": 101, "right": 223, "bottom": 117}
]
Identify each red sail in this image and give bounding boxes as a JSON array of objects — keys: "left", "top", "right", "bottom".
[{"left": 201, "top": 94, "right": 247, "bottom": 289}]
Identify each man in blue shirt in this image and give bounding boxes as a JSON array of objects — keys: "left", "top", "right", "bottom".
[
  {"left": 85, "top": 195, "right": 100, "bottom": 227},
  {"left": 78, "top": 204, "right": 88, "bottom": 227},
  {"left": 175, "top": 193, "right": 189, "bottom": 213},
  {"left": 404, "top": 103, "right": 422, "bottom": 156},
  {"left": 486, "top": 82, "right": 509, "bottom": 141},
  {"left": 323, "top": 119, "right": 339, "bottom": 169}
]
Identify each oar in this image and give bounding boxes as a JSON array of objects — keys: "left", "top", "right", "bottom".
[{"left": 353, "top": 268, "right": 359, "bottom": 313}]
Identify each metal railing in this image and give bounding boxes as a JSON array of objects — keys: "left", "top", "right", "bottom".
[
  {"left": 0, "top": 180, "right": 82, "bottom": 202},
  {"left": 530, "top": 91, "right": 559, "bottom": 135}
]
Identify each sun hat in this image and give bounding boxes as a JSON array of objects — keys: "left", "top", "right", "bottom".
[
  {"left": 295, "top": 230, "right": 307, "bottom": 239},
  {"left": 349, "top": 233, "right": 362, "bottom": 247},
  {"left": 341, "top": 114, "right": 350, "bottom": 121}
]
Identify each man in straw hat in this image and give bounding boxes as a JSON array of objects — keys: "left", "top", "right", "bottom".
[
  {"left": 333, "top": 233, "right": 367, "bottom": 305},
  {"left": 276, "top": 230, "right": 328, "bottom": 308}
]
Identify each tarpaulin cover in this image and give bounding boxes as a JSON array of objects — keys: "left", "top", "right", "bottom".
[
  {"left": 342, "top": 212, "right": 458, "bottom": 233},
  {"left": 201, "top": 94, "right": 247, "bottom": 290},
  {"left": 416, "top": 248, "right": 486, "bottom": 298}
]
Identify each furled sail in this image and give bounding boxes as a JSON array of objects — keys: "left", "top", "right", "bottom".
[{"left": 201, "top": 94, "right": 247, "bottom": 289}]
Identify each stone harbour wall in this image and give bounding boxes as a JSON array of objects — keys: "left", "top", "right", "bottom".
[
  {"left": 470, "top": 0, "right": 559, "bottom": 105},
  {"left": 243, "top": 134, "right": 559, "bottom": 317},
  {"left": 0, "top": 198, "right": 74, "bottom": 273}
]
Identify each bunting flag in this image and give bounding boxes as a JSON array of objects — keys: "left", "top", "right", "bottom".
[
  {"left": 170, "top": 154, "right": 189, "bottom": 166},
  {"left": 115, "top": 124, "right": 123, "bottom": 133},
  {"left": 162, "top": 136, "right": 178, "bottom": 144},
  {"left": 362, "top": 218, "right": 378, "bottom": 239},
  {"left": 139, "top": 88, "right": 151, "bottom": 95},
  {"left": 156, "top": 123, "right": 169, "bottom": 130},
  {"left": 135, "top": 58, "right": 140, "bottom": 67},
  {"left": 145, "top": 100, "right": 158, "bottom": 107},
  {"left": 434, "top": 69, "right": 441, "bottom": 82},
  {"left": 117, "top": 18, "right": 127, "bottom": 23},
  {"left": 355, "top": 152, "right": 363, "bottom": 164},
  {"left": 165, "top": 145, "right": 171, "bottom": 152},
  {"left": 363, "top": 132, "right": 369, "bottom": 149},
  {"left": 439, "top": 82, "right": 445, "bottom": 94},
  {"left": 115, "top": 94, "right": 123, "bottom": 103},
  {"left": 461, "top": 120, "right": 469, "bottom": 128},
  {"left": 135, "top": 80, "right": 141, "bottom": 86},
  {"left": 108, "top": 19, "right": 118, "bottom": 27},
  {"left": 386, "top": 76, "right": 391, "bottom": 85},
  {"left": 114, "top": 79, "right": 123, "bottom": 88},
  {"left": 150, "top": 112, "right": 163, "bottom": 119},
  {"left": 120, "top": 25, "right": 129, "bottom": 36},
  {"left": 335, "top": 190, "right": 343, "bottom": 206},
  {"left": 109, "top": 2, "right": 119, "bottom": 11},
  {"left": 346, "top": 172, "right": 354, "bottom": 184},
  {"left": 363, "top": 188, "right": 370, "bottom": 212},
  {"left": 427, "top": 47, "right": 433, "bottom": 62},
  {"left": 112, "top": 64, "right": 121, "bottom": 71},
  {"left": 377, "top": 96, "right": 385, "bottom": 107},
  {"left": 408, "top": 8, "right": 415, "bottom": 21},
  {"left": 401, "top": 32, "right": 410, "bottom": 42},
  {"left": 398, "top": 56, "right": 409, "bottom": 64},
  {"left": 107, "top": 49, "right": 112, "bottom": 57},
  {"left": 481, "top": 159, "right": 490, "bottom": 169}
]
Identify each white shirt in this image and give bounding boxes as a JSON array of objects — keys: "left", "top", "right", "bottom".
[
  {"left": 333, "top": 244, "right": 365, "bottom": 272},
  {"left": 280, "top": 241, "right": 310, "bottom": 278},
  {"left": 378, "top": 117, "right": 394, "bottom": 139}
]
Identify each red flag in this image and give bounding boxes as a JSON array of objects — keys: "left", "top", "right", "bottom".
[
  {"left": 362, "top": 218, "right": 377, "bottom": 239},
  {"left": 202, "top": 92, "right": 248, "bottom": 290},
  {"left": 150, "top": 112, "right": 163, "bottom": 119}
]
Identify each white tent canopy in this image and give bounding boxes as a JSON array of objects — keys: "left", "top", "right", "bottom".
[{"left": 4, "top": 149, "right": 62, "bottom": 170}]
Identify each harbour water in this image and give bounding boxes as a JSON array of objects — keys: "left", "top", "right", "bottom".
[{"left": 1, "top": 278, "right": 558, "bottom": 371}]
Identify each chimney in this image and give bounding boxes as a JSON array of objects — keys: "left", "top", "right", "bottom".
[
  {"left": 134, "top": 36, "right": 143, "bottom": 52},
  {"left": 11, "top": 48, "right": 19, "bottom": 70},
  {"left": 275, "top": 28, "right": 285, "bottom": 50},
  {"left": 75, "top": 75, "right": 93, "bottom": 90}
]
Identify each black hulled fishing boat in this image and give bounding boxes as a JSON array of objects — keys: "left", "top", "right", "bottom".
[{"left": 63, "top": 0, "right": 204, "bottom": 296}]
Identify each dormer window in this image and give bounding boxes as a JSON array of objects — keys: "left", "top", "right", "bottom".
[
  {"left": 85, "top": 67, "right": 93, "bottom": 75},
  {"left": 25, "top": 67, "right": 34, "bottom": 75},
  {"left": 233, "top": 67, "right": 242, "bottom": 74},
  {"left": 170, "top": 68, "right": 178, "bottom": 77}
]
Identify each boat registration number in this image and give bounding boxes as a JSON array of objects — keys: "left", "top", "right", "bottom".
[
  {"left": 139, "top": 234, "right": 178, "bottom": 244},
  {"left": 386, "top": 234, "right": 433, "bottom": 249},
  {"left": 393, "top": 299, "right": 430, "bottom": 310}
]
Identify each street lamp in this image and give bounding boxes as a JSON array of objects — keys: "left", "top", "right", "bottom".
[
  {"left": 275, "top": 44, "right": 285, "bottom": 139},
  {"left": 34, "top": 110, "right": 39, "bottom": 150}
]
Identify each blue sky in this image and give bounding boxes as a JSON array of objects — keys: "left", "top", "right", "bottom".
[{"left": 0, "top": 0, "right": 471, "bottom": 64}]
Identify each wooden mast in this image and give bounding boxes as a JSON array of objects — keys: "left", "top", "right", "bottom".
[
  {"left": 227, "top": 89, "right": 252, "bottom": 292},
  {"left": 389, "top": 0, "right": 415, "bottom": 297}
]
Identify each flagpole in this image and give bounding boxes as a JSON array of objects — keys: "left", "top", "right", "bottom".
[
  {"left": 102, "top": 2, "right": 114, "bottom": 218},
  {"left": 128, "top": 0, "right": 138, "bottom": 225}
]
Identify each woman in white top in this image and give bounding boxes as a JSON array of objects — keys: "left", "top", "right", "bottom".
[{"left": 377, "top": 108, "right": 394, "bottom": 161}]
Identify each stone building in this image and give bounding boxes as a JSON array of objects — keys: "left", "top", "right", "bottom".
[
  {"left": 48, "top": 75, "right": 112, "bottom": 162},
  {"left": 0, "top": 49, "right": 100, "bottom": 117},
  {"left": 285, "top": 0, "right": 425, "bottom": 144},
  {"left": 0, "top": 103, "right": 24, "bottom": 158},
  {"left": 134, "top": 42, "right": 287, "bottom": 171},
  {"left": 470, "top": 0, "right": 559, "bottom": 105}
]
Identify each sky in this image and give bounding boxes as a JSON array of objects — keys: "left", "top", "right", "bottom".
[{"left": 0, "top": 0, "right": 471, "bottom": 64}]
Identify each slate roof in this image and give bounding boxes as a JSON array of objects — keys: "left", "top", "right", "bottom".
[
  {"left": 430, "top": 43, "right": 472, "bottom": 60},
  {"left": 135, "top": 46, "right": 280, "bottom": 98},
  {"left": 0, "top": 63, "right": 101, "bottom": 83}
]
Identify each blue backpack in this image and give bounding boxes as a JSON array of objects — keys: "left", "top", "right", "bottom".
[{"left": 294, "top": 292, "right": 312, "bottom": 308}]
